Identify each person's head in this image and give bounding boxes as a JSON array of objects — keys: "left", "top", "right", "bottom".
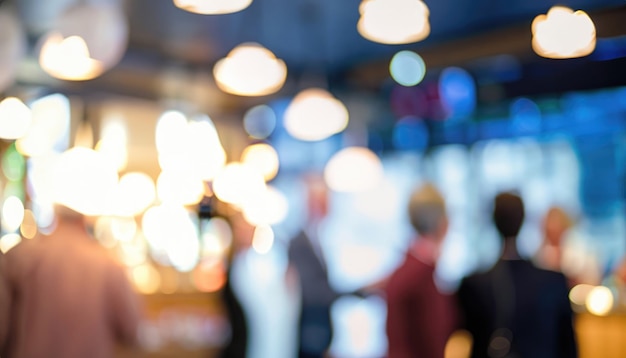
[
  {"left": 407, "top": 183, "right": 448, "bottom": 240},
  {"left": 493, "top": 192, "right": 525, "bottom": 240},
  {"left": 543, "top": 206, "right": 573, "bottom": 246}
]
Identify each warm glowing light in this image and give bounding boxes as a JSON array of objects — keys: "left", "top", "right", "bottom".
[
  {"left": 252, "top": 224, "right": 274, "bottom": 254},
  {"left": 2, "top": 196, "right": 24, "bottom": 233},
  {"left": 39, "top": 33, "right": 104, "bottom": 81},
  {"left": 74, "top": 121, "right": 93, "bottom": 148},
  {"left": 358, "top": 0, "right": 430, "bottom": 45},
  {"left": 240, "top": 143, "right": 280, "bottom": 181},
  {"left": 0, "top": 233, "right": 21, "bottom": 253},
  {"left": 156, "top": 170, "right": 205, "bottom": 206},
  {"left": 96, "top": 115, "right": 128, "bottom": 172},
  {"left": 212, "top": 162, "right": 266, "bottom": 206},
  {"left": 155, "top": 110, "right": 188, "bottom": 154},
  {"left": 242, "top": 185, "right": 289, "bottom": 226},
  {"left": 20, "top": 209, "right": 38, "bottom": 239},
  {"left": 0, "top": 97, "right": 32, "bottom": 140},
  {"left": 173, "top": 0, "right": 253, "bottom": 15},
  {"left": 324, "top": 147, "right": 384, "bottom": 192},
  {"left": 52, "top": 147, "right": 119, "bottom": 216},
  {"left": 390, "top": 51, "right": 426, "bottom": 87},
  {"left": 284, "top": 88, "right": 349, "bottom": 141},
  {"left": 39, "top": 3, "right": 128, "bottom": 80},
  {"left": 111, "top": 172, "right": 156, "bottom": 217},
  {"left": 532, "top": 6, "right": 596, "bottom": 59},
  {"left": 132, "top": 263, "right": 161, "bottom": 294},
  {"left": 244, "top": 105, "right": 276, "bottom": 139},
  {"left": 188, "top": 117, "right": 227, "bottom": 181},
  {"left": 569, "top": 284, "right": 594, "bottom": 306},
  {"left": 119, "top": 233, "right": 148, "bottom": 267},
  {"left": 110, "top": 216, "right": 137, "bottom": 243},
  {"left": 213, "top": 43, "right": 287, "bottom": 96},
  {"left": 586, "top": 285, "right": 614, "bottom": 316},
  {"left": 16, "top": 93, "right": 70, "bottom": 157},
  {"left": 200, "top": 217, "right": 233, "bottom": 259},
  {"left": 192, "top": 260, "right": 226, "bottom": 292},
  {"left": 0, "top": 9, "right": 27, "bottom": 92},
  {"left": 141, "top": 204, "right": 200, "bottom": 272}
]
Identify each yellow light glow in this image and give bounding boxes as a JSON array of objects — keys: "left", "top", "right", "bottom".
[
  {"left": 252, "top": 224, "right": 274, "bottom": 254},
  {"left": 0, "top": 233, "right": 21, "bottom": 253},
  {"left": 284, "top": 88, "right": 349, "bottom": 141},
  {"left": 240, "top": 143, "right": 280, "bottom": 181},
  {"left": 569, "top": 284, "right": 595, "bottom": 306},
  {"left": 16, "top": 93, "right": 70, "bottom": 157},
  {"left": 212, "top": 162, "right": 267, "bottom": 206},
  {"left": 213, "top": 43, "right": 287, "bottom": 96},
  {"left": 52, "top": 147, "right": 119, "bottom": 216},
  {"left": 73, "top": 120, "right": 94, "bottom": 148},
  {"left": 119, "top": 233, "right": 148, "bottom": 267},
  {"left": 156, "top": 170, "right": 204, "bottom": 206},
  {"left": 358, "top": 0, "right": 430, "bottom": 45},
  {"left": 96, "top": 115, "right": 128, "bottom": 172},
  {"left": 173, "top": 0, "right": 253, "bottom": 15},
  {"left": 110, "top": 216, "right": 137, "bottom": 243},
  {"left": 39, "top": 33, "right": 104, "bottom": 81},
  {"left": 132, "top": 263, "right": 161, "bottom": 295},
  {"left": 20, "top": 209, "right": 38, "bottom": 239},
  {"left": 2, "top": 196, "right": 24, "bottom": 233},
  {"left": 111, "top": 172, "right": 156, "bottom": 217},
  {"left": 0, "top": 97, "right": 32, "bottom": 140},
  {"left": 585, "top": 285, "right": 614, "bottom": 316},
  {"left": 532, "top": 6, "right": 596, "bottom": 59},
  {"left": 324, "top": 147, "right": 384, "bottom": 192},
  {"left": 155, "top": 110, "right": 188, "bottom": 155},
  {"left": 242, "top": 185, "right": 288, "bottom": 226}
]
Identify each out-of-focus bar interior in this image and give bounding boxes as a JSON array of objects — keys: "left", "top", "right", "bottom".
[{"left": 2, "top": 0, "right": 626, "bottom": 357}]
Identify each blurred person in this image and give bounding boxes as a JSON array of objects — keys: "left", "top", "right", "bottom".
[
  {"left": 534, "top": 206, "right": 574, "bottom": 273},
  {"left": 384, "top": 182, "right": 458, "bottom": 358},
  {"left": 458, "top": 192, "right": 577, "bottom": 358},
  {"left": 287, "top": 173, "right": 340, "bottom": 358},
  {"left": 2, "top": 204, "right": 142, "bottom": 358}
]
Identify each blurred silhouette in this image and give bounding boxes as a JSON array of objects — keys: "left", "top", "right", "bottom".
[
  {"left": 458, "top": 192, "right": 578, "bottom": 358},
  {"left": 534, "top": 206, "right": 574, "bottom": 273},
  {"left": 0, "top": 252, "right": 9, "bottom": 355},
  {"left": 383, "top": 182, "right": 458, "bottom": 358},
  {"left": 1, "top": 204, "right": 142, "bottom": 358},
  {"left": 287, "top": 174, "right": 339, "bottom": 358},
  {"left": 218, "top": 211, "right": 251, "bottom": 358}
]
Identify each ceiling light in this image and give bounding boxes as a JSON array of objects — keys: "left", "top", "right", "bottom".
[
  {"left": 284, "top": 88, "right": 349, "bottom": 141},
  {"left": 173, "top": 0, "right": 253, "bottom": 15},
  {"left": 358, "top": 0, "right": 430, "bottom": 45},
  {"left": 38, "top": 3, "right": 128, "bottom": 81},
  {"left": 532, "top": 6, "right": 596, "bottom": 59},
  {"left": 390, "top": 50, "right": 426, "bottom": 86},
  {"left": 213, "top": 43, "right": 287, "bottom": 96}
]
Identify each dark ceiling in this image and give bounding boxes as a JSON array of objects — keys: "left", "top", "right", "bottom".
[{"left": 6, "top": 0, "right": 626, "bottom": 111}]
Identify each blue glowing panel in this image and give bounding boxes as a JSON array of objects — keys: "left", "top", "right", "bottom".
[
  {"left": 392, "top": 116, "right": 428, "bottom": 151},
  {"left": 438, "top": 67, "right": 476, "bottom": 119}
]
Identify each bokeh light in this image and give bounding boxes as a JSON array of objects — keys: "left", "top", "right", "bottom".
[
  {"left": 96, "top": 114, "right": 128, "bottom": 172},
  {"left": 284, "top": 88, "right": 349, "bottom": 141},
  {"left": 110, "top": 172, "right": 156, "bottom": 217},
  {"left": 569, "top": 284, "right": 595, "bottom": 306},
  {"left": 156, "top": 170, "right": 204, "bottom": 206},
  {"left": 132, "top": 263, "right": 161, "bottom": 294},
  {"left": 389, "top": 51, "right": 426, "bottom": 87},
  {"left": 110, "top": 216, "right": 137, "bottom": 243},
  {"left": 192, "top": 260, "right": 227, "bottom": 292},
  {"left": 2, "top": 143, "right": 26, "bottom": 181},
  {"left": 244, "top": 105, "right": 276, "bottom": 139},
  {"left": 0, "top": 233, "right": 21, "bottom": 254},
  {"left": 212, "top": 162, "right": 266, "bottom": 207},
  {"left": 173, "top": 0, "right": 253, "bottom": 15},
  {"left": 532, "top": 6, "right": 596, "bottom": 59},
  {"left": 358, "top": 0, "right": 430, "bottom": 45},
  {"left": 2, "top": 196, "right": 25, "bottom": 233},
  {"left": 0, "top": 97, "right": 32, "bottom": 140},
  {"left": 213, "top": 43, "right": 287, "bottom": 96},
  {"left": 39, "top": 34, "right": 104, "bottom": 81},
  {"left": 586, "top": 285, "right": 614, "bottom": 316},
  {"left": 17, "top": 93, "right": 70, "bottom": 157},
  {"left": 324, "top": 147, "right": 384, "bottom": 192},
  {"left": 392, "top": 116, "right": 429, "bottom": 151},
  {"left": 241, "top": 185, "right": 289, "bottom": 226},
  {"left": 252, "top": 224, "right": 274, "bottom": 254},
  {"left": 20, "top": 209, "right": 38, "bottom": 239},
  {"left": 438, "top": 67, "right": 476, "bottom": 119},
  {"left": 240, "top": 143, "right": 280, "bottom": 181}
]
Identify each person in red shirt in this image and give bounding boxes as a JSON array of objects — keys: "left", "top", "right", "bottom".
[{"left": 384, "top": 182, "right": 458, "bottom": 358}]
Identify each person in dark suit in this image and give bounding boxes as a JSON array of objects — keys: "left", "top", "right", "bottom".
[
  {"left": 458, "top": 192, "right": 578, "bottom": 358},
  {"left": 287, "top": 174, "right": 340, "bottom": 358}
]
